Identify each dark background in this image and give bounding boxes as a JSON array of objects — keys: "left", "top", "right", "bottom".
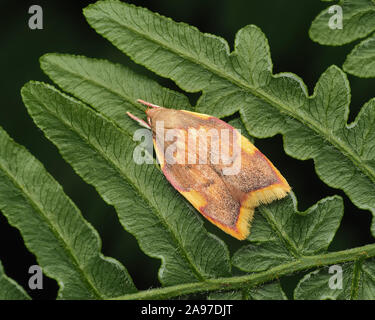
[{"left": 0, "top": 0, "right": 374, "bottom": 299}]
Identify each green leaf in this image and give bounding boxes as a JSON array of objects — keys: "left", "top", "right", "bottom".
[
  {"left": 309, "top": 0, "right": 375, "bottom": 78},
  {"left": 247, "top": 281, "right": 287, "bottom": 300},
  {"left": 343, "top": 33, "right": 375, "bottom": 78},
  {"left": 0, "top": 260, "right": 30, "bottom": 300},
  {"left": 208, "top": 281, "right": 287, "bottom": 300},
  {"left": 309, "top": 0, "right": 375, "bottom": 46},
  {"left": 233, "top": 194, "right": 344, "bottom": 272},
  {"left": 39, "top": 53, "right": 191, "bottom": 134},
  {"left": 83, "top": 1, "right": 375, "bottom": 236},
  {"left": 21, "top": 81, "right": 231, "bottom": 287},
  {"left": 0, "top": 125, "right": 136, "bottom": 299},
  {"left": 207, "top": 290, "right": 243, "bottom": 300},
  {"left": 8, "top": 1, "right": 374, "bottom": 299},
  {"left": 37, "top": 52, "right": 348, "bottom": 299},
  {"left": 83, "top": 0, "right": 243, "bottom": 95},
  {"left": 39, "top": 54, "right": 254, "bottom": 149},
  {"left": 227, "top": 117, "right": 254, "bottom": 143},
  {"left": 294, "top": 258, "right": 375, "bottom": 300}
]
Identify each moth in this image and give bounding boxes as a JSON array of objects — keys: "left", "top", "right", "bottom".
[{"left": 128, "top": 100, "right": 291, "bottom": 240}]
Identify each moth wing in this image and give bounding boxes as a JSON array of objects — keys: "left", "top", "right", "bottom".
[
  {"left": 152, "top": 110, "right": 290, "bottom": 240},
  {"left": 164, "top": 162, "right": 251, "bottom": 240}
]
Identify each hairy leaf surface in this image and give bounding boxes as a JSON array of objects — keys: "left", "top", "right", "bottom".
[
  {"left": 310, "top": 0, "right": 375, "bottom": 78},
  {"left": 83, "top": 0, "right": 375, "bottom": 235},
  {"left": 294, "top": 259, "right": 375, "bottom": 299},
  {"left": 343, "top": 33, "right": 375, "bottom": 78},
  {"left": 0, "top": 125, "right": 135, "bottom": 299},
  {"left": 40, "top": 53, "right": 191, "bottom": 134},
  {"left": 310, "top": 0, "right": 375, "bottom": 45},
  {"left": 21, "top": 81, "right": 231, "bottom": 287},
  {"left": 208, "top": 281, "right": 287, "bottom": 300},
  {"left": 0, "top": 261, "right": 30, "bottom": 300},
  {"left": 233, "top": 194, "right": 344, "bottom": 272}
]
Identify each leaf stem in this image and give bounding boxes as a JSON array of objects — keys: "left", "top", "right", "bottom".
[{"left": 112, "top": 243, "right": 375, "bottom": 300}]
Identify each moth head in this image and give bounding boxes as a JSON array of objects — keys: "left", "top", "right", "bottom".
[
  {"left": 146, "top": 107, "right": 182, "bottom": 131},
  {"left": 129, "top": 99, "right": 188, "bottom": 132}
]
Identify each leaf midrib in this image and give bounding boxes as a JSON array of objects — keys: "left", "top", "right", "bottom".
[
  {"left": 96, "top": 4, "right": 375, "bottom": 190},
  {"left": 42, "top": 56, "right": 161, "bottom": 166},
  {"left": 31, "top": 89, "right": 206, "bottom": 282},
  {"left": 44, "top": 57, "right": 145, "bottom": 114},
  {"left": 112, "top": 243, "right": 375, "bottom": 300},
  {"left": 350, "top": 259, "right": 363, "bottom": 299},
  {"left": 0, "top": 157, "right": 103, "bottom": 299},
  {"left": 351, "top": 259, "right": 375, "bottom": 299},
  {"left": 259, "top": 205, "right": 300, "bottom": 258}
]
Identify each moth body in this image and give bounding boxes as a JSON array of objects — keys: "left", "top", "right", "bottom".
[{"left": 128, "top": 100, "right": 291, "bottom": 240}]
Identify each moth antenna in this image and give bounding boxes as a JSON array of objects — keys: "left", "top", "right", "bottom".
[
  {"left": 126, "top": 111, "right": 151, "bottom": 129},
  {"left": 137, "top": 99, "right": 161, "bottom": 109}
]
